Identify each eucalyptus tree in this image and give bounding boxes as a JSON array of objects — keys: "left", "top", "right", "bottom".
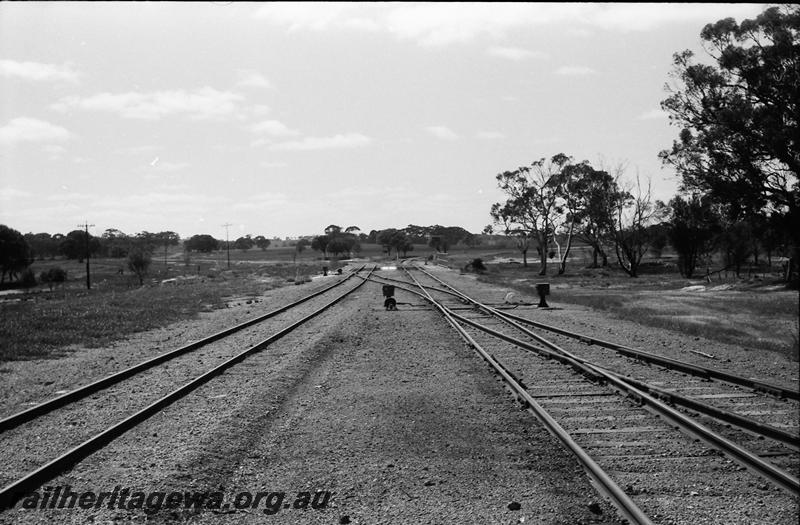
[
  {"left": 491, "top": 154, "right": 571, "bottom": 275},
  {"left": 572, "top": 169, "right": 620, "bottom": 268},
  {"left": 609, "top": 175, "right": 668, "bottom": 277},
  {"left": 0, "top": 225, "right": 31, "bottom": 283},
  {"left": 660, "top": 5, "right": 799, "bottom": 280},
  {"left": 669, "top": 195, "right": 723, "bottom": 277}
]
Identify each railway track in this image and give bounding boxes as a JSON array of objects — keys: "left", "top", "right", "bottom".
[
  {"left": 368, "top": 263, "right": 799, "bottom": 524},
  {"left": 0, "top": 265, "right": 372, "bottom": 511}
]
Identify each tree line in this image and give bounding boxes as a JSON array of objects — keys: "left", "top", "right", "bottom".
[
  {"left": 306, "top": 224, "right": 476, "bottom": 259},
  {"left": 490, "top": 6, "right": 798, "bottom": 283},
  {"left": 2, "top": 221, "right": 482, "bottom": 286},
  {"left": 0, "top": 227, "right": 276, "bottom": 287}
]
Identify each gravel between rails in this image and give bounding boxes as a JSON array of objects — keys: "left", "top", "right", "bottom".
[
  {"left": 2, "top": 266, "right": 797, "bottom": 524},
  {"left": 1, "top": 278, "right": 619, "bottom": 525},
  {"left": 0, "top": 277, "right": 366, "bottom": 488},
  {"left": 419, "top": 266, "right": 799, "bottom": 392},
  {"left": 0, "top": 275, "right": 349, "bottom": 416}
]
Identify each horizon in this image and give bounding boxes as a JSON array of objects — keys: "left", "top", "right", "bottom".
[{"left": 0, "top": 3, "right": 767, "bottom": 240}]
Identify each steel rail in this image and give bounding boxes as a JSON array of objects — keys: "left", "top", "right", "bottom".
[
  {"left": 0, "top": 267, "right": 373, "bottom": 511},
  {"left": 449, "top": 308, "right": 799, "bottom": 449},
  {"left": 406, "top": 266, "right": 799, "bottom": 446},
  {"left": 409, "top": 265, "right": 800, "bottom": 400},
  {"left": 604, "top": 373, "right": 799, "bottom": 450},
  {"left": 448, "top": 307, "right": 800, "bottom": 495},
  {"left": 439, "top": 299, "right": 799, "bottom": 447},
  {"left": 406, "top": 266, "right": 800, "bottom": 495},
  {"left": 0, "top": 266, "right": 365, "bottom": 434},
  {"left": 499, "top": 310, "right": 800, "bottom": 401},
  {"left": 399, "top": 268, "right": 655, "bottom": 525},
  {"left": 370, "top": 272, "right": 464, "bottom": 300}
]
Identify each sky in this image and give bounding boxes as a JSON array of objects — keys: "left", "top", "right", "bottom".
[{"left": 0, "top": 2, "right": 767, "bottom": 240}]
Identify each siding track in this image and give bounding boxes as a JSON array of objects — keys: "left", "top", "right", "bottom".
[
  {"left": 0, "top": 266, "right": 372, "bottom": 510},
  {"left": 366, "top": 263, "right": 799, "bottom": 524}
]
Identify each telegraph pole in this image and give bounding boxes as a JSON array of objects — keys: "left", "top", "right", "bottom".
[
  {"left": 222, "top": 223, "right": 233, "bottom": 269},
  {"left": 78, "top": 221, "right": 95, "bottom": 289}
]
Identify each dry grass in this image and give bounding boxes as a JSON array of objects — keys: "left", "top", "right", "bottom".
[
  {"left": 477, "top": 263, "right": 799, "bottom": 361},
  {"left": 0, "top": 258, "right": 338, "bottom": 362}
]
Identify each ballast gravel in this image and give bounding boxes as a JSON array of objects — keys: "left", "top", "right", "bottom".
[
  {"left": 1, "top": 274, "right": 617, "bottom": 524},
  {"left": 1, "top": 265, "right": 797, "bottom": 524}
]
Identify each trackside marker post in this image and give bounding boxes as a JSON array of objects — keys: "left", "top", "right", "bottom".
[{"left": 535, "top": 283, "right": 550, "bottom": 308}]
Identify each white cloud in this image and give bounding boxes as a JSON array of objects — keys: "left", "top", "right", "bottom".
[
  {"left": 0, "top": 59, "right": 79, "bottom": 83},
  {"left": 43, "top": 144, "right": 68, "bottom": 158},
  {"left": 554, "top": 65, "right": 597, "bottom": 76},
  {"left": 341, "top": 17, "right": 382, "bottom": 32},
  {"left": 152, "top": 161, "right": 190, "bottom": 172},
  {"left": 251, "top": 138, "right": 272, "bottom": 148},
  {"left": 250, "top": 119, "right": 301, "bottom": 137},
  {"left": 232, "top": 192, "right": 290, "bottom": 211},
  {"left": 254, "top": 3, "right": 379, "bottom": 32},
  {"left": 98, "top": 192, "right": 227, "bottom": 213},
  {"left": 52, "top": 87, "right": 244, "bottom": 120},
  {"left": 251, "top": 105, "right": 272, "bottom": 117},
  {"left": 311, "top": 185, "right": 464, "bottom": 220},
  {"left": 236, "top": 70, "right": 272, "bottom": 89},
  {"left": 270, "top": 133, "right": 372, "bottom": 151},
  {"left": 260, "top": 161, "right": 289, "bottom": 168},
  {"left": 254, "top": 4, "right": 765, "bottom": 46},
  {"left": 0, "top": 188, "right": 33, "bottom": 201},
  {"left": 0, "top": 117, "right": 72, "bottom": 146},
  {"left": 385, "top": 4, "right": 513, "bottom": 46},
  {"left": 45, "top": 192, "right": 95, "bottom": 202},
  {"left": 118, "top": 145, "right": 161, "bottom": 155},
  {"left": 425, "top": 125, "right": 459, "bottom": 140},
  {"left": 583, "top": 4, "right": 764, "bottom": 32},
  {"left": 637, "top": 109, "right": 668, "bottom": 120},
  {"left": 476, "top": 131, "right": 505, "bottom": 140},
  {"left": 255, "top": 3, "right": 550, "bottom": 45},
  {"left": 486, "top": 46, "right": 547, "bottom": 61}
]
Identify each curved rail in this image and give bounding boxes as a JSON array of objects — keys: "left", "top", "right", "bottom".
[
  {"left": 400, "top": 265, "right": 800, "bottom": 495},
  {"left": 499, "top": 310, "right": 799, "bottom": 400},
  {"left": 0, "top": 266, "right": 365, "bottom": 433},
  {"left": 401, "top": 270, "right": 798, "bottom": 446},
  {"left": 394, "top": 269, "right": 655, "bottom": 525},
  {"left": 403, "top": 267, "right": 799, "bottom": 447},
  {"left": 409, "top": 265, "right": 799, "bottom": 400},
  {"left": 0, "top": 266, "right": 373, "bottom": 511}
]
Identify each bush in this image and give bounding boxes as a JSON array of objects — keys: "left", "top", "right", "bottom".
[
  {"left": 19, "top": 268, "right": 37, "bottom": 288},
  {"left": 464, "top": 258, "right": 487, "bottom": 274},
  {"left": 128, "top": 249, "right": 152, "bottom": 286},
  {"left": 40, "top": 267, "right": 67, "bottom": 290}
]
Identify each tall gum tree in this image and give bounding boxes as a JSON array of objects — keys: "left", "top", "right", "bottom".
[
  {"left": 660, "top": 5, "right": 800, "bottom": 281},
  {"left": 572, "top": 168, "right": 620, "bottom": 268},
  {"left": 491, "top": 154, "right": 571, "bottom": 276}
]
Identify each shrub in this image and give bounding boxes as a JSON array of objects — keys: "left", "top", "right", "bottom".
[
  {"left": 39, "top": 267, "right": 67, "bottom": 290},
  {"left": 128, "top": 248, "right": 152, "bottom": 286},
  {"left": 19, "top": 268, "right": 37, "bottom": 288},
  {"left": 464, "top": 258, "right": 487, "bottom": 274}
]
